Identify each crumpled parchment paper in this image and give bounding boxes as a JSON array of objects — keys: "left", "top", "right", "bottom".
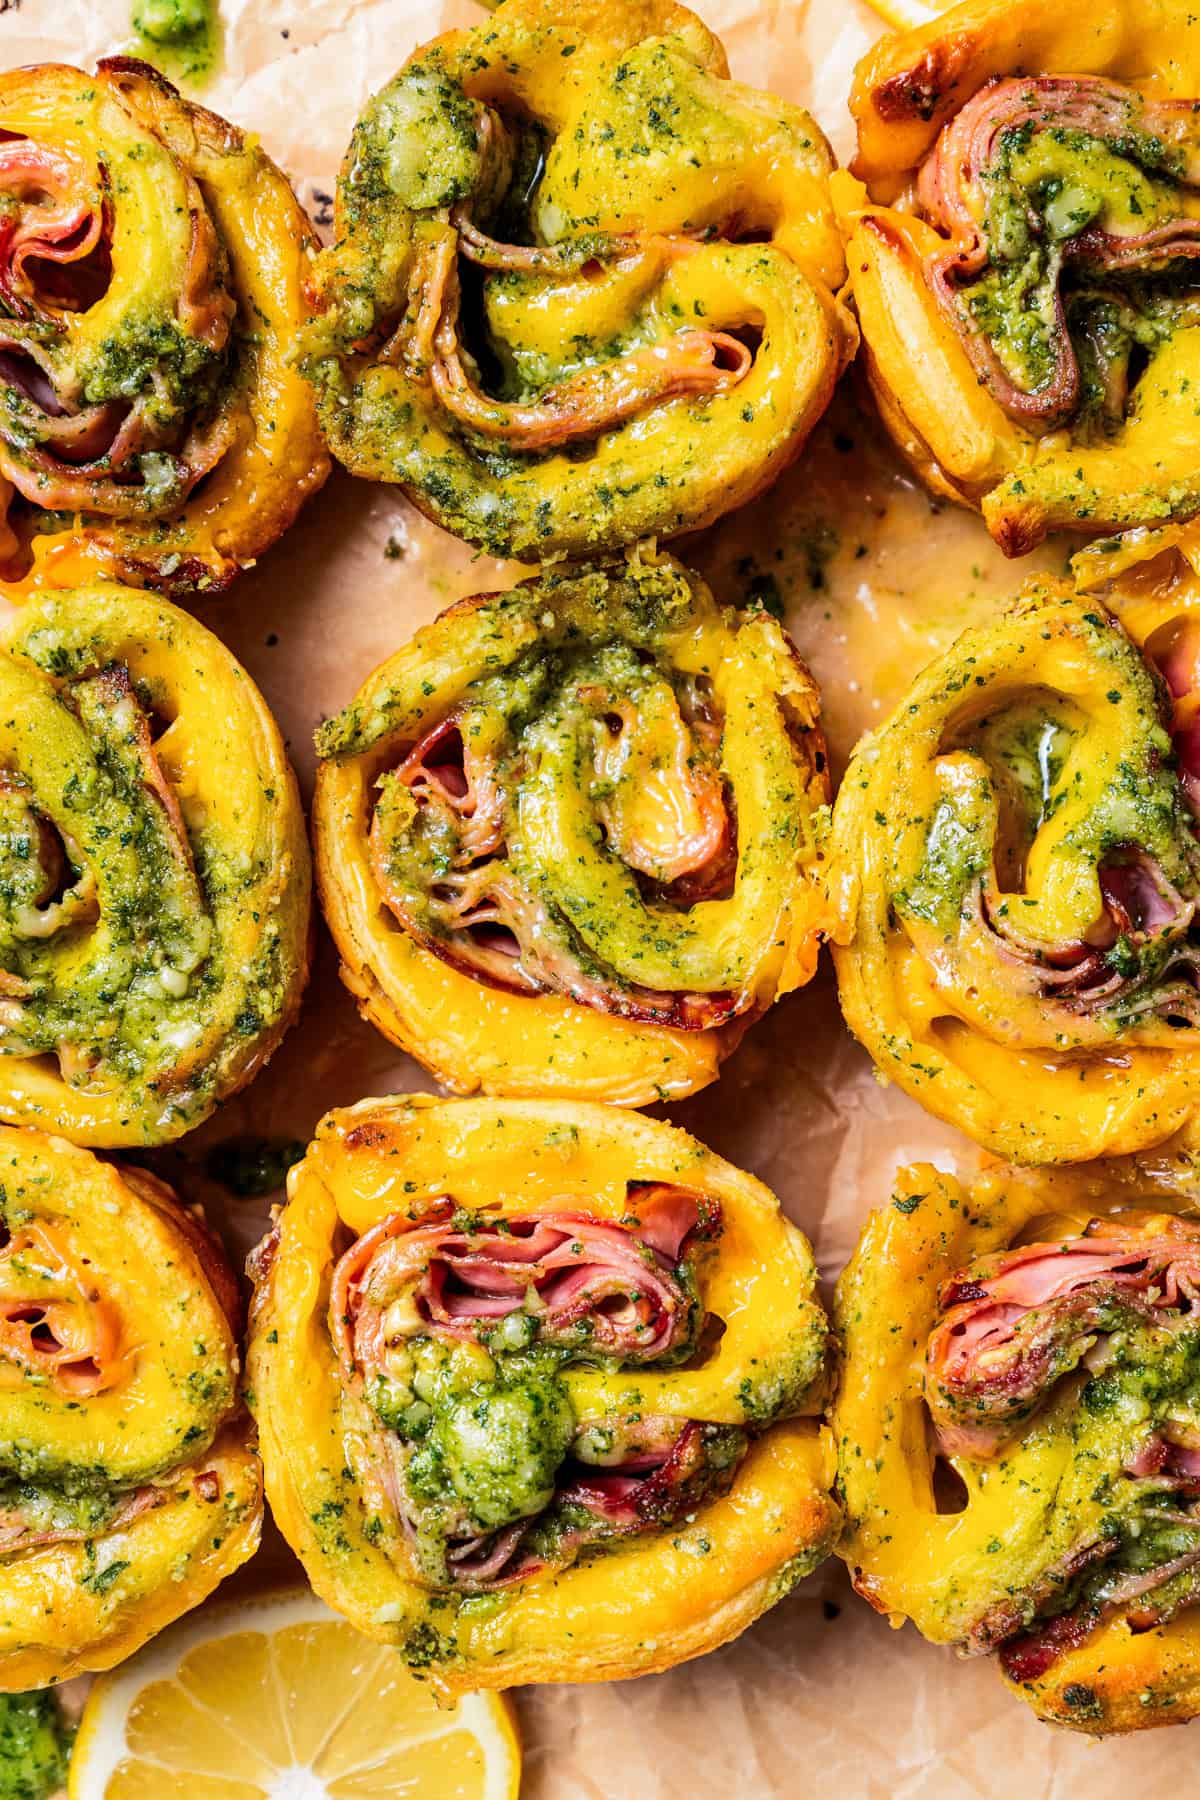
[{"left": 1, "top": 0, "right": 1192, "bottom": 1790}]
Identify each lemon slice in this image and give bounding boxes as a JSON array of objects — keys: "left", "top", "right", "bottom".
[{"left": 68, "top": 1588, "right": 521, "bottom": 1800}]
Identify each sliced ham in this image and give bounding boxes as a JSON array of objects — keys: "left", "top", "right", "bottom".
[
  {"left": 965, "top": 1533, "right": 1118, "bottom": 1660},
  {"left": 557, "top": 1417, "right": 706, "bottom": 1525},
  {"left": 926, "top": 1214, "right": 1200, "bottom": 1457},
  {"left": 0, "top": 138, "right": 106, "bottom": 319},
  {"left": 976, "top": 849, "right": 1200, "bottom": 1024},
  {"left": 0, "top": 114, "right": 236, "bottom": 522},
  {"left": 369, "top": 695, "right": 741, "bottom": 1031},
  {"left": 453, "top": 207, "right": 647, "bottom": 276},
  {"left": 0, "top": 1219, "right": 131, "bottom": 1396},
  {"left": 917, "top": 75, "right": 1200, "bottom": 427},
  {"left": 330, "top": 1187, "right": 714, "bottom": 1379},
  {"left": 1141, "top": 618, "right": 1200, "bottom": 818},
  {"left": 433, "top": 314, "right": 750, "bottom": 453},
  {"left": 998, "top": 1607, "right": 1100, "bottom": 1684}
]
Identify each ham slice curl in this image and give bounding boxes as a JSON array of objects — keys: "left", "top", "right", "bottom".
[
  {"left": 918, "top": 75, "right": 1200, "bottom": 427},
  {"left": 331, "top": 1185, "right": 714, "bottom": 1376},
  {"left": 926, "top": 1214, "right": 1200, "bottom": 1459}
]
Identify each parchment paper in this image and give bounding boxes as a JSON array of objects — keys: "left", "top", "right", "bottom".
[{"left": 1, "top": 0, "right": 1191, "bottom": 1791}]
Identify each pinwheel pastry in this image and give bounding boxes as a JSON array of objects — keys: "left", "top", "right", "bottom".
[
  {"left": 839, "top": 0, "right": 1200, "bottom": 555},
  {"left": 829, "top": 578, "right": 1200, "bottom": 1163},
  {"left": 0, "top": 582, "right": 311, "bottom": 1145},
  {"left": 247, "top": 1095, "right": 838, "bottom": 1692},
  {"left": 835, "top": 1158, "right": 1200, "bottom": 1734},
  {"left": 0, "top": 58, "right": 328, "bottom": 597},
  {"left": 298, "top": 0, "right": 852, "bottom": 562},
  {"left": 0, "top": 1127, "right": 260, "bottom": 1689},
  {"left": 313, "top": 553, "right": 830, "bottom": 1105}
]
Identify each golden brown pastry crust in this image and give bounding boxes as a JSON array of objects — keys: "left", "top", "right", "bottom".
[
  {"left": 0, "top": 60, "right": 328, "bottom": 598},
  {"left": 248, "top": 1094, "right": 839, "bottom": 1695},
  {"left": 0, "top": 1129, "right": 260, "bottom": 1690}
]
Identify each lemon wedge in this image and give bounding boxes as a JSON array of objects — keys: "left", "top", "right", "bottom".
[{"left": 67, "top": 1588, "right": 521, "bottom": 1800}]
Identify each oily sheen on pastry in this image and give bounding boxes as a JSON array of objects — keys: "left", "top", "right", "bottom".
[
  {"left": 248, "top": 1095, "right": 839, "bottom": 1694},
  {"left": 313, "top": 552, "right": 830, "bottom": 1106},
  {"left": 0, "top": 59, "right": 328, "bottom": 595},
  {"left": 838, "top": 0, "right": 1200, "bottom": 554},
  {"left": 0, "top": 583, "right": 311, "bottom": 1145},
  {"left": 829, "top": 579, "right": 1200, "bottom": 1163},
  {"left": 0, "top": 1128, "right": 260, "bottom": 1688},
  {"left": 299, "top": 0, "right": 853, "bottom": 561},
  {"left": 835, "top": 1159, "right": 1200, "bottom": 1735}
]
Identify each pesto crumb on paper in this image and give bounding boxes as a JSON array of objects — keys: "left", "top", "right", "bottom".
[{"left": 131, "top": 0, "right": 220, "bottom": 83}]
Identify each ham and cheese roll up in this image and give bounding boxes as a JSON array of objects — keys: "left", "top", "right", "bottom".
[
  {"left": 247, "top": 1095, "right": 838, "bottom": 1693},
  {"left": 313, "top": 553, "right": 830, "bottom": 1106},
  {"left": 1074, "top": 515, "right": 1200, "bottom": 824},
  {"left": 838, "top": 0, "right": 1200, "bottom": 555},
  {"left": 836, "top": 1161, "right": 1200, "bottom": 1734},
  {"left": 0, "top": 1128, "right": 260, "bottom": 1689},
  {"left": 298, "top": 0, "right": 853, "bottom": 561},
  {"left": 829, "top": 578, "right": 1200, "bottom": 1163},
  {"left": 0, "top": 59, "right": 327, "bottom": 598},
  {"left": 0, "top": 583, "right": 311, "bottom": 1145}
]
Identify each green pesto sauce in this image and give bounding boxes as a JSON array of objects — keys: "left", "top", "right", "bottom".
[
  {"left": 346, "top": 59, "right": 482, "bottom": 217},
  {"left": 0, "top": 1483, "right": 131, "bottom": 1540},
  {"left": 359, "top": 1197, "right": 756, "bottom": 1594},
  {"left": 893, "top": 612, "right": 1199, "bottom": 974},
  {"left": 403, "top": 1347, "right": 575, "bottom": 1530},
  {"left": 968, "top": 118, "right": 1191, "bottom": 424},
  {"left": 1029, "top": 1324, "right": 1200, "bottom": 1636},
  {"left": 735, "top": 1335, "right": 829, "bottom": 1427},
  {"left": 947, "top": 698, "right": 1082, "bottom": 897},
  {"left": 131, "top": 0, "right": 220, "bottom": 84},
  {"left": 297, "top": 16, "right": 826, "bottom": 560},
  {"left": 0, "top": 1693, "right": 71, "bottom": 1800},
  {"left": 373, "top": 1326, "right": 748, "bottom": 1591},
  {"left": 485, "top": 279, "right": 661, "bottom": 407},
  {"left": 0, "top": 668, "right": 217, "bottom": 1095},
  {"left": 0, "top": 620, "right": 295, "bottom": 1137},
  {"left": 370, "top": 1337, "right": 576, "bottom": 1585},
  {"left": 80, "top": 315, "right": 226, "bottom": 437},
  {"left": 892, "top": 782, "right": 993, "bottom": 931}
]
